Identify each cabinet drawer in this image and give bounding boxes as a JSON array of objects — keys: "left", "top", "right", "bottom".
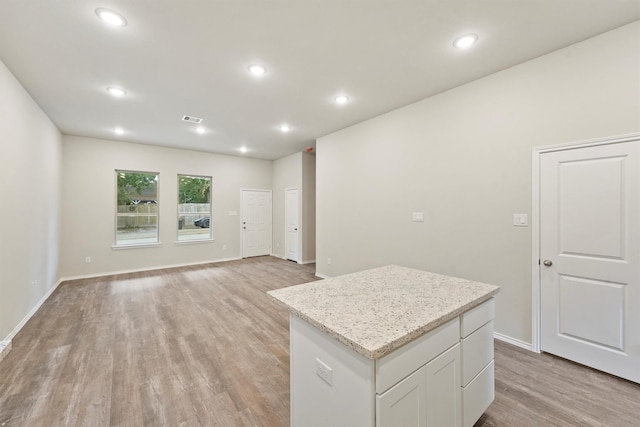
[
  {"left": 461, "top": 320, "right": 494, "bottom": 386},
  {"left": 462, "top": 360, "right": 495, "bottom": 427},
  {"left": 376, "top": 317, "right": 459, "bottom": 394},
  {"left": 460, "top": 298, "right": 494, "bottom": 338}
]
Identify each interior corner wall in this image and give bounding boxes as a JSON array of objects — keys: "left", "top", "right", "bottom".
[
  {"left": 315, "top": 22, "right": 640, "bottom": 344},
  {"left": 272, "top": 152, "right": 302, "bottom": 259},
  {"left": 301, "top": 152, "right": 316, "bottom": 263},
  {"left": 60, "top": 135, "right": 273, "bottom": 278},
  {"left": 0, "top": 60, "right": 62, "bottom": 340}
]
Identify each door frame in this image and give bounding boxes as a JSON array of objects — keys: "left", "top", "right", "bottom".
[
  {"left": 240, "top": 188, "right": 273, "bottom": 258},
  {"left": 531, "top": 132, "right": 640, "bottom": 353},
  {"left": 285, "top": 186, "right": 301, "bottom": 263}
]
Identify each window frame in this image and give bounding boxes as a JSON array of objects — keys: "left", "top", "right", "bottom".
[
  {"left": 114, "top": 169, "right": 160, "bottom": 248},
  {"left": 176, "top": 174, "right": 213, "bottom": 243}
]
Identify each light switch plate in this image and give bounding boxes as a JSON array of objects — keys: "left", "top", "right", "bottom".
[
  {"left": 513, "top": 214, "right": 528, "bottom": 227},
  {"left": 412, "top": 212, "right": 424, "bottom": 222}
]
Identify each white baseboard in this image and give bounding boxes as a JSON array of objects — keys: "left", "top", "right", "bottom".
[
  {"left": 269, "top": 254, "right": 316, "bottom": 265},
  {"left": 315, "top": 272, "right": 331, "bottom": 279},
  {"left": 4, "top": 278, "right": 63, "bottom": 343},
  {"left": 60, "top": 257, "right": 243, "bottom": 282},
  {"left": 494, "top": 332, "right": 534, "bottom": 352},
  {"left": 0, "top": 339, "right": 11, "bottom": 363},
  {"left": 268, "top": 254, "right": 316, "bottom": 265}
]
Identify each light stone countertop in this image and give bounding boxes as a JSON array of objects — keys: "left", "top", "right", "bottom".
[{"left": 268, "top": 265, "right": 500, "bottom": 360}]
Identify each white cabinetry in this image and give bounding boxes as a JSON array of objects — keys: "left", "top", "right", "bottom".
[
  {"left": 424, "top": 344, "right": 461, "bottom": 427},
  {"left": 290, "top": 298, "right": 495, "bottom": 427},
  {"left": 376, "top": 365, "right": 426, "bottom": 427},
  {"left": 460, "top": 300, "right": 495, "bottom": 427},
  {"left": 376, "top": 318, "right": 461, "bottom": 427},
  {"left": 376, "top": 343, "right": 462, "bottom": 427}
]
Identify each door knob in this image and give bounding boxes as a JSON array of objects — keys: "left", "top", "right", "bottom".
[
  {"left": 294, "top": 228, "right": 298, "bottom": 231},
  {"left": 543, "top": 259, "right": 553, "bottom": 266}
]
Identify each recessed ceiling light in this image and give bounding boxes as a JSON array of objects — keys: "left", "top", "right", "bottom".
[
  {"left": 279, "top": 124, "right": 290, "bottom": 133},
  {"left": 248, "top": 65, "right": 267, "bottom": 76},
  {"left": 114, "top": 127, "right": 124, "bottom": 135},
  {"left": 335, "top": 95, "right": 349, "bottom": 105},
  {"left": 239, "top": 146, "right": 248, "bottom": 154},
  {"left": 453, "top": 33, "right": 478, "bottom": 49},
  {"left": 106, "top": 87, "right": 126, "bottom": 97},
  {"left": 95, "top": 8, "right": 127, "bottom": 27},
  {"left": 196, "top": 126, "right": 206, "bottom": 134}
]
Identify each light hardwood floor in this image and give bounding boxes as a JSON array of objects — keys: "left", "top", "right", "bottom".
[{"left": 0, "top": 256, "right": 638, "bottom": 426}]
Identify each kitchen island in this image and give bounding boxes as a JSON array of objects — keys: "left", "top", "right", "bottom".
[{"left": 268, "top": 265, "right": 500, "bottom": 427}]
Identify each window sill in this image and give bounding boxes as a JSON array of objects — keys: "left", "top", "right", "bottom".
[
  {"left": 112, "top": 242, "right": 162, "bottom": 250},
  {"left": 174, "top": 238, "right": 215, "bottom": 246}
]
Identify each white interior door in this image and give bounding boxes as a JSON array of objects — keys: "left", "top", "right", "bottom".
[
  {"left": 241, "top": 189, "right": 272, "bottom": 258},
  {"left": 285, "top": 188, "right": 299, "bottom": 262},
  {"left": 539, "top": 139, "right": 639, "bottom": 383}
]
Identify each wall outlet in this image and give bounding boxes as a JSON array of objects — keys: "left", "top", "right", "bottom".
[
  {"left": 412, "top": 212, "right": 424, "bottom": 222},
  {"left": 327, "top": 257, "right": 331, "bottom": 265},
  {"left": 315, "top": 357, "right": 333, "bottom": 386},
  {"left": 85, "top": 257, "right": 91, "bottom": 264}
]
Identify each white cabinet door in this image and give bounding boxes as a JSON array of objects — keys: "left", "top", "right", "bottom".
[
  {"left": 425, "top": 343, "right": 461, "bottom": 427},
  {"left": 377, "top": 344, "right": 461, "bottom": 427},
  {"left": 377, "top": 366, "right": 426, "bottom": 427}
]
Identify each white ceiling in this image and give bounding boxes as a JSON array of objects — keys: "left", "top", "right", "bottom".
[{"left": 0, "top": 1, "right": 638, "bottom": 160}]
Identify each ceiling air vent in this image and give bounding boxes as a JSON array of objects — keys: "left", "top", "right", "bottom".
[{"left": 182, "top": 115, "right": 203, "bottom": 124}]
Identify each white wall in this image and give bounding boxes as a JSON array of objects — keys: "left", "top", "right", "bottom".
[
  {"left": 302, "top": 152, "right": 316, "bottom": 263},
  {"left": 272, "top": 151, "right": 316, "bottom": 262},
  {"left": 316, "top": 22, "right": 640, "bottom": 344},
  {"left": 0, "top": 60, "right": 62, "bottom": 340},
  {"left": 60, "top": 135, "right": 273, "bottom": 277},
  {"left": 272, "top": 152, "right": 302, "bottom": 259}
]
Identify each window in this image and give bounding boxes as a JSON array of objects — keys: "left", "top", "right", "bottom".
[
  {"left": 177, "top": 174, "right": 212, "bottom": 242},
  {"left": 115, "top": 170, "right": 159, "bottom": 246}
]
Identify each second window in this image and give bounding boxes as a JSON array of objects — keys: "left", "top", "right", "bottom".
[{"left": 177, "top": 174, "right": 212, "bottom": 242}]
